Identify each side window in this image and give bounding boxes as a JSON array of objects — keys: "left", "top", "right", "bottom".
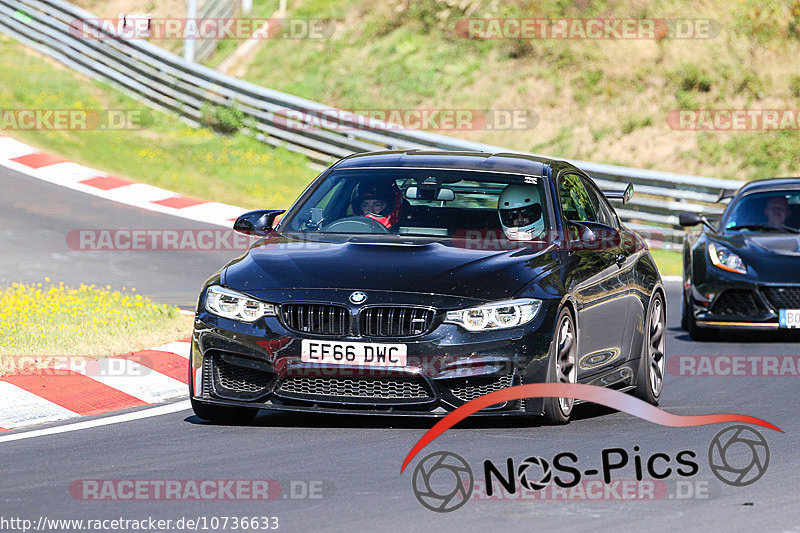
[
  {"left": 582, "top": 178, "right": 619, "bottom": 228},
  {"left": 558, "top": 173, "right": 598, "bottom": 223}
]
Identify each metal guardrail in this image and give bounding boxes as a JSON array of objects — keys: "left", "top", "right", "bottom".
[
  {"left": 192, "top": 0, "right": 239, "bottom": 62},
  {"left": 0, "top": 0, "right": 747, "bottom": 249}
]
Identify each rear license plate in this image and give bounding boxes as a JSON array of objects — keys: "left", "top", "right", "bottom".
[
  {"left": 301, "top": 340, "right": 407, "bottom": 366},
  {"left": 779, "top": 309, "right": 800, "bottom": 328}
]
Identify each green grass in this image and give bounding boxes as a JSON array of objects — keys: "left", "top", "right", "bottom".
[
  {"left": 0, "top": 281, "right": 191, "bottom": 371},
  {"left": 238, "top": 0, "right": 800, "bottom": 179},
  {"left": 202, "top": 0, "right": 280, "bottom": 68},
  {"left": 651, "top": 249, "right": 682, "bottom": 277},
  {"left": 0, "top": 35, "right": 317, "bottom": 211}
]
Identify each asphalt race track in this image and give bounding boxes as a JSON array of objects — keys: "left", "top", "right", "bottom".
[
  {"left": 0, "top": 167, "right": 241, "bottom": 308},
  {"left": 2, "top": 166, "right": 799, "bottom": 532}
]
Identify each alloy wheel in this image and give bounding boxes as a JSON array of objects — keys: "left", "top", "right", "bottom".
[{"left": 555, "top": 313, "right": 577, "bottom": 415}]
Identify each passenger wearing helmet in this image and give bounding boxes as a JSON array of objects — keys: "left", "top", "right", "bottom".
[
  {"left": 498, "top": 184, "right": 545, "bottom": 240},
  {"left": 351, "top": 179, "right": 402, "bottom": 230}
]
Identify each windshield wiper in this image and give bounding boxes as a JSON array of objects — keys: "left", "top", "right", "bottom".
[{"left": 728, "top": 223, "right": 800, "bottom": 234}]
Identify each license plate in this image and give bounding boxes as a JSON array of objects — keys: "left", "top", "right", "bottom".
[
  {"left": 779, "top": 309, "right": 800, "bottom": 328},
  {"left": 300, "top": 340, "right": 407, "bottom": 366}
]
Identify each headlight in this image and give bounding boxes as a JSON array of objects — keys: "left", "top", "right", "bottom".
[
  {"left": 205, "top": 286, "right": 276, "bottom": 322},
  {"left": 444, "top": 299, "right": 541, "bottom": 331},
  {"left": 708, "top": 243, "right": 747, "bottom": 274}
]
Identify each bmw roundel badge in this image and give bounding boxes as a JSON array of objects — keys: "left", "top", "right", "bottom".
[{"left": 349, "top": 291, "right": 367, "bottom": 304}]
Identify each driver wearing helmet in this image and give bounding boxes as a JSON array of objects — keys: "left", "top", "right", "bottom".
[
  {"left": 498, "top": 184, "right": 545, "bottom": 240},
  {"left": 351, "top": 179, "right": 402, "bottom": 230}
]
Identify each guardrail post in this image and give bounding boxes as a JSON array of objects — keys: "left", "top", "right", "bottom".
[{"left": 184, "top": 0, "right": 197, "bottom": 62}]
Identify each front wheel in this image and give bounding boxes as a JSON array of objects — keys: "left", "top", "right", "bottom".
[
  {"left": 684, "top": 294, "right": 718, "bottom": 341},
  {"left": 191, "top": 398, "right": 259, "bottom": 424},
  {"left": 680, "top": 288, "right": 689, "bottom": 330},
  {"left": 634, "top": 292, "right": 666, "bottom": 404},
  {"left": 542, "top": 307, "right": 578, "bottom": 425}
]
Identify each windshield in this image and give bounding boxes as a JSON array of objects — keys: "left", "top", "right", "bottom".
[
  {"left": 280, "top": 168, "right": 552, "bottom": 240},
  {"left": 723, "top": 190, "right": 800, "bottom": 233}
]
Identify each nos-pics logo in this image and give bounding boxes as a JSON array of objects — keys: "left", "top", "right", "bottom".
[{"left": 411, "top": 425, "right": 770, "bottom": 512}]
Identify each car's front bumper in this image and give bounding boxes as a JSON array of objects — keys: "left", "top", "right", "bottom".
[
  {"left": 189, "top": 298, "right": 560, "bottom": 417},
  {"left": 689, "top": 279, "right": 800, "bottom": 330}
]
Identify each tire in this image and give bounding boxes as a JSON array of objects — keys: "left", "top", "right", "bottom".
[
  {"left": 685, "top": 295, "right": 718, "bottom": 341},
  {"left": 191, "top": 397, "right": 259, "bottom": 424},
  {"left": 634, "top": 292, "right": 666, "bottom": 405},
  {"left": 542, "top": 307, "right": 578, "bottom": 425},
  {"left": 680, "top": 288, "right": 689, "bottom": 331}
]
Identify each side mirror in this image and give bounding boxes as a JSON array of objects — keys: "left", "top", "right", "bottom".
[
  {"left": 233, "top": 209, "right": 285, "bottom": 236},
  {"left": 602, "top": 183, "right": 634, "bottom": 204},
  {"left": 679, "top": 212, "right": 715, "bottom": 232},
  {"left": 622, "top": 182, "right": 633, "bottom": 204},
  {"left": 567, "top": 221, "right": 622, "bottom": 251},
  {"left": 678, "top": 212, "right": 702, "bottom": 227},
  {"left": 567, "top": 221, "right": 597, "bottom": 248}
]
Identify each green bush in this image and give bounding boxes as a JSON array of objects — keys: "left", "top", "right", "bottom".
[
  {"left": 403, "top": 0, "right": 478, "bottom": 34},
  {"left": 734, "top": 0, "right": 787, "bottom": 42},
  {"left": 790, "top": 74, "right": 800, "bottom": 98},
  {"left": 673, "top": 63, "right": 713, "bottom": 92},
  {"left": 735, "top": 72, "right": 767, "bottom": 99},
  {"left": 621, "top": 115, "right": 653, "bottom": 134},
  {"left": 790, "top": 1, "right": 800, "bottom": 39},
  {"left": 201, "top": 103, "right": 246, "bottom": 134},
  {"left": 132, "top": 109, "right": 155, "bottom": 128}
]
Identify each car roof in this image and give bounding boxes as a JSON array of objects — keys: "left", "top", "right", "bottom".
[
  {"left": 330, "top": 150, "right": 573, "bottom": 177},
  {"left": 739, "top": 177, "right": 800, "bottom": 194}
]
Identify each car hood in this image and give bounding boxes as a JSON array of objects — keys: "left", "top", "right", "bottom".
[
  {"left": 222, "top": 235, "right": 556, "bottom": 300},
  {"left": 744, "top": 233, "right": 800, "bottom": 255},
  {"left": 713, "top": 232, "right": 800, "bottom": 281}
]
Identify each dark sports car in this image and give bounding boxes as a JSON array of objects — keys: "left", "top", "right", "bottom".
[
  {"left": 189, "top": 151, "right": 665, "bottom": 424},
  {"left": 679, "top": 177, "right": 800, "bottom": 340}
]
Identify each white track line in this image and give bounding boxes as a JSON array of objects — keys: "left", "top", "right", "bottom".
[
  {"left": 0, "top": 136, "right": 246, "bottom": 228},
  {"left": 0, "top": 400, "right": 191, "bottom": 444},
  {"left": 74, "top": 358, "right": 187, "bottom": 403},
  {"left": 0, "top": 382, "right": 80, "bottom": 429},
  {"left": 34, "top": 162, "right": 105, "bottom": 185},
  {"left": 0, "top": 137, "right": 39, "bottom": 158},
  {"left": 151, "top": 341, "right": 191, "bottom": 359},
  {"left": 150, "top": 340, "right": 194, "bottom": 359}
]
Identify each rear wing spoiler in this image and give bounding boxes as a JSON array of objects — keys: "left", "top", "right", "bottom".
[{"left": 602, "top": 183, "right": 634, "bottom": 204}]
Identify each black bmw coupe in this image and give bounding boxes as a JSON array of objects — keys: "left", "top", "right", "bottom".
[
  {"left": 190, "top": 151, "right": 665, "bottom": 424},
  {"left": 679, "top": 177, "right": 800, "bottom": 340}
]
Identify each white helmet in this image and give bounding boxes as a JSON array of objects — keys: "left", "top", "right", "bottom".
[{"left": 498, "top": 184, "right": 545, "bottom": 240}]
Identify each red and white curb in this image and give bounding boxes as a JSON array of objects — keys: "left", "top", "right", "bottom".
[
  {"left": 0, "top": 341, "right": 191, "bottom": 431},
  {"left": 0, "top": 135, "right": 246, "bottom": 227},
  {"left": 0, "top": 134, "right": 229, "bottom": 431}
]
